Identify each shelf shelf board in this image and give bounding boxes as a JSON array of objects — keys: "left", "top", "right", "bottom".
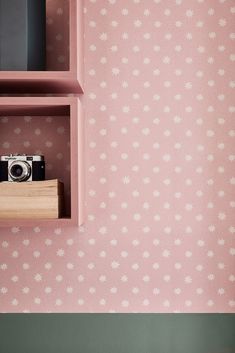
[{"left": 0, "top": 217, "right": 79, "bottom": 228}]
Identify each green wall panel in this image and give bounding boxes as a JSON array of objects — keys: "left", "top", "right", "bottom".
[{"left": 0, "top": 314, "right": 235, "bottom": 353}]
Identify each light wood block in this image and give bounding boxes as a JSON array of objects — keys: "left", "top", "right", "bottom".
[
  {"left": 0, "top": 179, "right": 63, "bottom": 219},
  {"left": 0, "top": 179, "right": 64, "bottom": 197},
  {"left": 0, "top": 196, "right": 62, "bottom": 219}
]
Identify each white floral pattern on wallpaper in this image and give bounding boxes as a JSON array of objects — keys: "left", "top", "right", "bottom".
[{"left": 0, "top": 0, "right": 235, "bottom": 312}]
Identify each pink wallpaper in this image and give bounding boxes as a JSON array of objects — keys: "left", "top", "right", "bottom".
[{"left": 0, "top": 0, "right": 235, "bottom": 313}]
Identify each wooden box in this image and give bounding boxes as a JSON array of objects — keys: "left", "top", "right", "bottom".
[{"left": 0, "top": 179, "right": 63, "bottom": 219}]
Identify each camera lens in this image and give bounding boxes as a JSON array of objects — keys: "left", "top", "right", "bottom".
[
  {"left": 11, "top": 164, "right": 23, "bottom": 178},
  {"left": 9, "top": 161, "right": 31, "bottom": 182}
]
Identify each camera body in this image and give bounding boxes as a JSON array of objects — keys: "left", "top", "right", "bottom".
[{"left": 0, "top": 154, "right": 45, "bottom": 182}]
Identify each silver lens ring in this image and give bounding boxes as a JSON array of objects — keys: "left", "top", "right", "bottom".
[{"left": 9, "top": 160, "right": 31, "bottom": 182}]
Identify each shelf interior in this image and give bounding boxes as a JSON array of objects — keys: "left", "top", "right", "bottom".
[
  {"left": 46, "top": 0, "right": 70, "bottom": 71},
  {"left": 0, "top": 111, "right": 71, "bottom": 218}
]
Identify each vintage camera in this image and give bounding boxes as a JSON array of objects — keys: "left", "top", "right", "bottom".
[{"left": 0, "top": 154, "right": 45, "bottom": 182}]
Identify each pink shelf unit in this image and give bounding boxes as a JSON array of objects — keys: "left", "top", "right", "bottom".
[
  {"left": 0, "top": 0, "right": 84, "bottom": 94},
  {"left": 0, "top": 97, "right": 84, "bottom": 227}
]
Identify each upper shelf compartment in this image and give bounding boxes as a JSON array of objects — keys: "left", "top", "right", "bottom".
[{"left": 0, "top": 0, "right": 84, "bottom": 94}]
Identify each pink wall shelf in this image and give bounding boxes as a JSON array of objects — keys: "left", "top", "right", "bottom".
[
  {"left": 0, "top": 96, "right": 84, "bottom": 227},
  {"left": 0, "top": 0, "right": 84, "bottom": 93}
]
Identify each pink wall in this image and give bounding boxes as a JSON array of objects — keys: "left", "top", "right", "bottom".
[{"left": 0, "top": 0, "right": 235, "bottom": 312}]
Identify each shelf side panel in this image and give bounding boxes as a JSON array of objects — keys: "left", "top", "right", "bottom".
[{"left": 78, "top": 98, "right": 85, "bottom": 225}]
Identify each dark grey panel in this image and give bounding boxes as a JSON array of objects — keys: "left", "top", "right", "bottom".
[
  {"left": 27, "top": 0, "right": 46, "bottom": 70},
  {"left": 0, "top": 0, "right": 45, "bottom": 71},
  {"left": 0, "top": 314, "right": 235, "bottom": 353}
]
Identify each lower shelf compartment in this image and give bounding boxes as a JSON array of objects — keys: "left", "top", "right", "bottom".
[{"left": 0, "top": 97, "right": 84, "bottom": 227}]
